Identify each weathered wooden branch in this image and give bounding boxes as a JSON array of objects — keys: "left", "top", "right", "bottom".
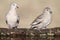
[{"left": 0, "top": 27, "right": 60, "bottom": 37}]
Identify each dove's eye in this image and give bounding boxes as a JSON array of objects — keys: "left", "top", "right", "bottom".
[{"left": 13, "top": 4, "right": 15, "bottom": 6}]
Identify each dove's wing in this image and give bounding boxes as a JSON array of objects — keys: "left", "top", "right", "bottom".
[
  {"left": 16, "top": 16, "right": 20, "bottom": 24},
  {"left": 31, "top": 13, "right": 44, "bottom": 26}
]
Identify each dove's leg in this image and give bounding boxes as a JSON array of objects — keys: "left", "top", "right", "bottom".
[
  {"left": 42, "top": 26, "right": 47, "bottom": 36},
  {"left": 44, "top": 26, "right": 47, "bottom": 29},
  {"left": 13, "top": 26, "right": 18, "bottom": 32},
  {"left": 7, "top": 26, "right": 11, "bottom": 34}
]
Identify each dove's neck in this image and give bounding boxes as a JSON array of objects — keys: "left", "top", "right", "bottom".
[
  {"left": 44, "top": 11, "right": 51, "bottom": 15},
  {"left": 43, "top": 11, "right": 51, "bottom": 18},
  {"left": 9, "top": 7, "right": 17, "bottom": 15},
  {"left": 10, "top": 6, "right": 16, "bottom": 11}
]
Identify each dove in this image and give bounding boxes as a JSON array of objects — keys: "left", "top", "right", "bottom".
[
  {"left": 30, "top": 7, "right": 52, "bottom": 30},
  {"left": 6, "top": 3, "right": 20, "bottom": 30}
]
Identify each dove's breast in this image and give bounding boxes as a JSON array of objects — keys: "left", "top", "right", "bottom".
[
  {"left": 7, "top": 15, "right": 17, "bottom": 22},
  {"left": 6, "top": 12, "right": 18, "bottom": 27},
  {"left": 43, "top": 13, "right": 51, "bottom": 27}
]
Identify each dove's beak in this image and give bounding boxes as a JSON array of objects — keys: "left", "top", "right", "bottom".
[
  {"left": 17, "top": 6, "right": 19, "bottom": 8},
  {"left": 50, "top": 11, "right": 52, "bottom": 14},
  {"left": 17, "top": 5, "right": 19, "bottom": 8}
]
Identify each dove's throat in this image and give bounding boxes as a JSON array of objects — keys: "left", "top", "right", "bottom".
[{"left": 9, "top": 7, "right": 17, "bottom": 15}]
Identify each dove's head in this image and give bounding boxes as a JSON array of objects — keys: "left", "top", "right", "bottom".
[
  {"left": 11, "top": 3, "right": 19, "bottom": 9},
  {"left": 44, "top": 7, "right": 52, "bottom": 14}
]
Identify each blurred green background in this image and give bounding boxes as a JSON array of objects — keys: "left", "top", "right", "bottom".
[{"left": 0, "top": 0, "right": 60, "bottom": 28}]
